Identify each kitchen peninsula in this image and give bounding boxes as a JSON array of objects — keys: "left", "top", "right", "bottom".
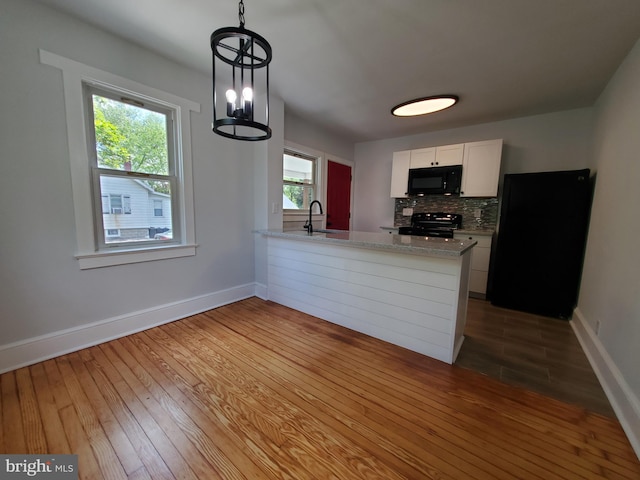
[{"left": 260, "top": 230, "right": 476, "bottom": 364}]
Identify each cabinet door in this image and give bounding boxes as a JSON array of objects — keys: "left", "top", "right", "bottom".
[
  {"left": 434, "top": 143, "right": 464, "bottom": 166},
  {"left": 409, "top": 147, "right": 436, "bottom": 168},
  {"left": 460, "top": 139, "right": 503, "bottom": 197},
  {"left": 390, "top": 150, "right": 410, "bottom": 197}
]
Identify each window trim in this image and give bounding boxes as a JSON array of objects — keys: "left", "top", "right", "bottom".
[{"left": 40, "top": 50, "right": 200, "bottom": 269}]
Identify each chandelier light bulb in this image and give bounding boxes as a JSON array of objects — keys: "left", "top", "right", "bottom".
[
  {"left": 225, "top": 89, "right": 237, "bottom": 103},
  {"left": 242, "top": 87, "right": 253, "bottom": 102}
]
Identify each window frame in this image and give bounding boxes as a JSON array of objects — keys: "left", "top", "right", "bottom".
[
  {"left": 85, "top": 84, "right": 180, "bottom": 250},
  {"left": 282, "top": 146, "right": 320, "bottom": 213},
  {"left": 40, "top": 50, "right": 200, "bottom": 269}
]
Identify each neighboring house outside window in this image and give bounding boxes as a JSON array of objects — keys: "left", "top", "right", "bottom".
[
  {"left": 40, "top": 50, "right": 199, "bottom": 269},
  {"left": 99, "top": 177, "right": 172, "bottom": 241}
]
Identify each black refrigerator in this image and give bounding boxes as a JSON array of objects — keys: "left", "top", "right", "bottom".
[{"left": 489, "top": 169, "right": 592, "bottom": 319}]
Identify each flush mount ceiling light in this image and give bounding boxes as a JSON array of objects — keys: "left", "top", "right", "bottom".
[
  {"left": 211, "top": 0, "right": 272, "bottom": 141},
  {"left": 391, "top": 95, "right": 459, "bottom": 117}
]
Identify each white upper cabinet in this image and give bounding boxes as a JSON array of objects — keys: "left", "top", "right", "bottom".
[
  {"left": 434, "top": 143, "right": 464, "bottom": 166},
  {"left": 409, "top": 147, "right": 436, "bottom": 168},
  {"left": 409, "top": 144, "right": 464, "bottom": 168},
  {"left": 390, "top": 150, "right": 411, "bottom": 197},
  {"left": 390, "top": 139, "right": 502, "bottom": 198},
  {"left": 460, "top": 139, "right": 503, "bottom": 197}
]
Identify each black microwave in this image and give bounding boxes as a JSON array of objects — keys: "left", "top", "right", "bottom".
[{"left": 407, "top": 165, "right": 462, "bottom": 196}]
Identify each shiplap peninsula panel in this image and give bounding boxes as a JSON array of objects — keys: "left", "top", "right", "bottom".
[{"left": 266, "top": 236, "right": 471, "bottom": 363}]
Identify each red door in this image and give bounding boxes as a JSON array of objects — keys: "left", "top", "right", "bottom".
[{"left": 326, "top": 160, "right": 352, "bottom": 230}]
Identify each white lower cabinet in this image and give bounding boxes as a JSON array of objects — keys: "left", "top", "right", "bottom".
[{"left": 454, "top": 233, "right": 493, "bottom": 296}]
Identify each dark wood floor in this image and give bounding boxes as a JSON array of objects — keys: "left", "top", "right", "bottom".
[
  {"left": 2, "top": 298, "right": 638, "bottom": 479},
  {"left": 457, "top": 298, "right": 615, "bottom": 417}
]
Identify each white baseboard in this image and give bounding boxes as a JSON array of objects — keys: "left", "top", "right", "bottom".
[
  {"left": 571, "top": 308, "right": 640, "bottom": 459},
  {"left": 0, "top": 283, "right": 258, "bottom": 374}
]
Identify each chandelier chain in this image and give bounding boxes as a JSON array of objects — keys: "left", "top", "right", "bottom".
[{"left": 238, "top": 0, "right": 245, "bottom": 28}]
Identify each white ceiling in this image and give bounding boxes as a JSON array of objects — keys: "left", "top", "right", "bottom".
[{"left": 35, "top": 0, "right": 640, "bottom": 143}]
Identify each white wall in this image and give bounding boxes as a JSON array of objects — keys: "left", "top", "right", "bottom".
[
  {"left": 284, "top": 109, "right": 354, "bottom": 162},
  {"left": 253, "top": 101, "right": 286, "bottom": 295},
  {"left": 352, "top": 108, "right": 595, "bottom": 231},
  {"left": 0, "top": 0, "right": 279, "bottom": 366},
  {"left": 575, "top": 39, "right": 640, "bottom": 448}
]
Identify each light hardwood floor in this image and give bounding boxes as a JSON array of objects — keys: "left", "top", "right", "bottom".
[{"left": 2, "top": 297, "right": 639, "bottom": 479}]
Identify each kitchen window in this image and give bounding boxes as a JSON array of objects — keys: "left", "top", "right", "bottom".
[
  {"left": 40, "top": 50, "right": 199, "bottom": 269},
  {"left": 283, "top": 148, "right": 318, "bottom": 211}
]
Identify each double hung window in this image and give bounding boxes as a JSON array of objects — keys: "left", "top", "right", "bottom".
[
  {"left": 86, "top": 86, "right": 177, "bottom": 248},
  {"left": 283, "top": 149, "right": 318, "bottom": 211},
  {"left": 40, "top": 50, "right": 199, "bottom": 269}
]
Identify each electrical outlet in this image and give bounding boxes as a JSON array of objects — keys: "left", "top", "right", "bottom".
[
  {"left": 595, "top": 320, "right": 601, "bottom": 335},
  {"left": 474, "top": 208, "right": 483, "bottom": 218},
  {"left": 402, "top": 207, "right": 413, "bottom": 216}
]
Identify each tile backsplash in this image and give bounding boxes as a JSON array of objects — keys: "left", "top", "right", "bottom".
[{"left": 394, "top": 196, "right": 499, "bottom": 231}]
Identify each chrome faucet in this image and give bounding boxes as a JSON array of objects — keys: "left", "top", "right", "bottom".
[{"left": 304, "top": 200, "right": 323, "bottom": 235}]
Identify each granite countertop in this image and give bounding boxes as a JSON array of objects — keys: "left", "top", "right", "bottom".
[{"left": 259, "top": 229, "right": 477, "bottom": 257}]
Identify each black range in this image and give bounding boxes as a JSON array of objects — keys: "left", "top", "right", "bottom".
[{"left": 398, "top": 212, "right": 462, "bottom": 238}]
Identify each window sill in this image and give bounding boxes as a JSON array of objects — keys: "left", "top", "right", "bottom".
[{"left": 76, "top": 243, "right": 198, "bottom": 270}]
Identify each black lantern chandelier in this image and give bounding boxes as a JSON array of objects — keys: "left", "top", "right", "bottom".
[{"left": 211, "top": 0, "right": 272, "bottom": 141}]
